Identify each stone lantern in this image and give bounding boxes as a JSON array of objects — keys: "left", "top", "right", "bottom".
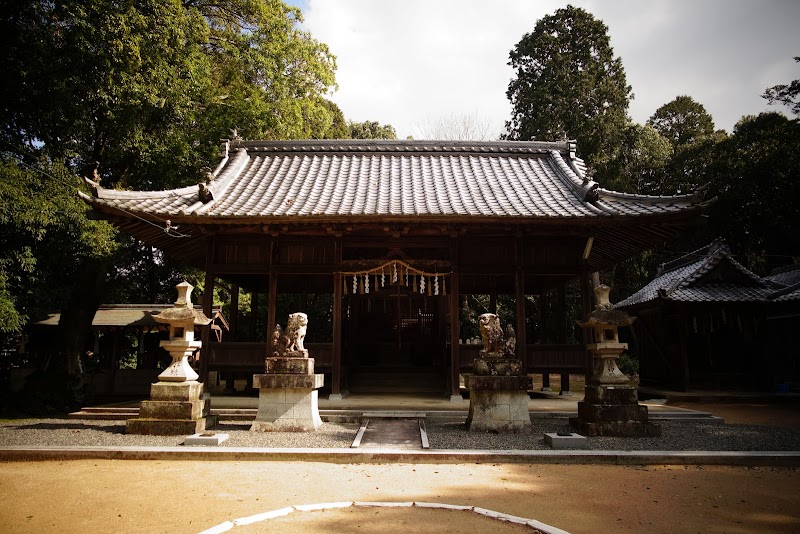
[
  {"left": 126, "top": 281, "right": 216, "bottom": 435},
  {"left": 579, "top": 285, "right": 634, "bottom": 385},
  {"left": 152, "top": 281, "right": 210, "bottom": 382},
  {"left": 570, "top": 285, "right": 660, "bottom": 437}
]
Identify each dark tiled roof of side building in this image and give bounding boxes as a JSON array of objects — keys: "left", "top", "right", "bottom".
[
  {"left": 615, "top": 240, "right": 781, "bottom": 308},
  {"left": 80, "top": 139, "right": 708, "bottom": 221}
]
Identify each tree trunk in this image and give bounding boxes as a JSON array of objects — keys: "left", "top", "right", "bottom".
[{"left": 57, "top": 258, "right": 109, "bottom": 401}]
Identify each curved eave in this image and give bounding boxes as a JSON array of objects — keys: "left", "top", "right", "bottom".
[{"left": 84, "top": 197, "right": 705, "bottom": 273}]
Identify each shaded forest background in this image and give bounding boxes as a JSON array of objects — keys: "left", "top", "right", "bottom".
[{"left": 0, "top": 3, "right": 797, "bottom": 409}]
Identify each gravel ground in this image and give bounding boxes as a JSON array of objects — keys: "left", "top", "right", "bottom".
[{"left": 1, "top": 417, "right": 799, "bottom": 451}]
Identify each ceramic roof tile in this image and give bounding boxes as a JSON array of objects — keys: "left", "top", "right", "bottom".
[
  {"left": 616, "top": 240, "right": 778, "bottom": 307},
  {"left": 83, "top": 139, "right": 705, "bottom": 221}
]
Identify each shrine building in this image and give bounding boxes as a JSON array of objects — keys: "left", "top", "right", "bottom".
[{"left": 81, "top": 139, "right": 708, "bottom": 399}]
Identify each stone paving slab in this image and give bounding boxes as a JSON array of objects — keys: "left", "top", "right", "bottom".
[{"left": 359, "top": 419, "right": 422, "bottom": 450}]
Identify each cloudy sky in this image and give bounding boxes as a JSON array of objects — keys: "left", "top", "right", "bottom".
[{"left": 290, "top": 0, "right": 799, "bottom": 140}]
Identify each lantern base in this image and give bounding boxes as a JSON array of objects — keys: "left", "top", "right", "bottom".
[
  {"left": 570, "top": 385, "right": 661, "bottom": 437},
  {"left": 126, "top": 381, "right": 216, "bottom": 435}
]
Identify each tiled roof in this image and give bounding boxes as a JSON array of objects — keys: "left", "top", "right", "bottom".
[
  {"left": 766, "top": 265, "right": 800, "bottom": 287},
  {"left": 36, "top": 305, "right": 226, "bottom": 327},
  {"left": 615, "top": 240, "right": 776, "bottom": 307},
  {"left": 81, "top": 139, "right": 706, "bottom": 221}
]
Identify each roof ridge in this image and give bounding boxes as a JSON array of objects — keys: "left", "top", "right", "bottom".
[
  {"left": 227, "top": 138, "right": 571, "bottom": 154},
  {"left": 548, "top": 150, "right": 599, "bottom": 203},
  {"left": 192, "top": 148, "right": 250, "bottom": 215},
  {"left": 656, "top": 239, "right": 727, "bottom": 275}
]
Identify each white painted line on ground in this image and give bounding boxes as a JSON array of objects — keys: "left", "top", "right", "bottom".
[
  {"left": 231, "top": 506, "right": 293, "bottom": 525},
  {"left": 197, "top": 501, "right": 570, "bottom": 534},
  {"left": 351, "top": 419, "right": 369, "bottom": 448},
  {"left": 294, "top": 502, "right": 353, "bottom": 511},
  {"left": 354, "top": 501, "right": 414, "bottom": 507},
  {"left": 419, "top": 420, "right": 430, "bottom": 449},
  {"left": 197, "top": 520, "right": 233, "bottom": 534},
  {"left": 414, "top": 502, "right": 473, "bottom": 511}
]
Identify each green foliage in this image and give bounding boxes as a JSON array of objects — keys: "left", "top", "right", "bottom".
[
  {"left": 616, "top": 352, "right": 639, "bottom": 377},
  {"left": 0, "top": 0, "right": 339, "bottom": 392},
  {"left": 604, "top": 124, "right": 672, "bottom": 194},
  {"left": 705, "top": 113, "right": 800, "bottom": 273},
  {"left": 0, "top": 158, "right": 117, "bottom": 332},
  {"left": 348, "top": 121, "right": 398, "bottom": 140},
  {"left": 1, "top": 0, "right": 338, "bottom": 190},
  {"left": 504, "top": 5, "right": 632, "bottom": 178},
  {"left": 654, "top": 130, "right": 727, "bottom": 195},
  {"left": 762, "top": 57, "right": 800, "bottom": 116},
  {"left": 647, "top": 95, "right": 716, "bottom": 148},
  {"left": 316, "top": 100, "right": 349, "bottom": 139}
]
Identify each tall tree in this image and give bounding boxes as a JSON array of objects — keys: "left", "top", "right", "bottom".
[
  {"left": 762, "top": 56, "right": 800, "bottom": 116},
  {"left": 504, "top": 5, "right": 632, "bottom": 177},
  {"left": 647, "top": 95, "right": 716, "bottom": 148},
  {"left": 604, "top": 124, "right": 672, "bottom": 194},
  {"left": 0, "top": 0, "right": 337, "bottom": 394},
  {"left": 315, "top": 99, "right": 348, "bottom": 139},
  {"left": 348, "top": 121, "right": 397, "bottom": 140},
  {"left": 705, "top": 113, "right": 800, "bottom": 273}
]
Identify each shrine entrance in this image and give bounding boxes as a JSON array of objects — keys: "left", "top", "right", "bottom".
[{"left": 341, "top": 266, "right": 451, "bottom": 394}]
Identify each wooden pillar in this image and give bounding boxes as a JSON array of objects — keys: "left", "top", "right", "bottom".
[
  {"left": 251, "top": 290, "right": 260, "bottom": 341},
  {"left": 489, "top": 277, "right": 497, "bottom": 314},
  {"left": 267, "top": 239, "right": 278, "bottom": 351},
  {"left": 230, "top": 283, "right": 239, "bottom": 338},
  {"left": 580, "top": 268, "right": 594, "bottom": 377},
  {"left": 200, "top": 238, "right": 215, "bottom": 384},
  {"left": 449, "top": 239, "right": 461, "bottom": 399},
  {"left": 557, "top": 283, "right": 567, "bottom": 343},
  {"left": 560, "top": 372, "right": 570, "bottom": 395},
  {"left": 266, "top": 269, "right": 277, "bottom": 349},
  {"left": 542, "top": 372, "right": 551, "bottom": 391},
  {"left": 331, "top": 238, "right": 343, "bottom": 399},
  {"left": 108, "top": 327, "right": 120, "bottom": 393},
  {"left": 514, "top": 237, "right": 527, "bottom": 371},
  {"left": 678, "top": 305, "right": 691, "bottom": 392}
]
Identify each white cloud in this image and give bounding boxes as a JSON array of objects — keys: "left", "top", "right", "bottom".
[{"left": 302, "top": 0, "right": 799, "bottom": 138}]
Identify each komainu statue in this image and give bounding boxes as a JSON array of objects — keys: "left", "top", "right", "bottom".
[
  {"left": 479, "top": 313, "right": 504, "bottom": 354},
  {"left": 479, "top": 313, "right": 517, "bottom": 358},
  {"left": 504, "top": 324, "right": 516, "bottom": 356},
  {"left": 271, "top": 312, "right": 309, "bottom": 357}
]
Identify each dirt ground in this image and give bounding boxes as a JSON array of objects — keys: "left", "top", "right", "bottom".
[
  {"left": 0, "top": 461, "right": 798, "bottom": 533},
  {"left": 0, "top": 401, "right": 798, "bottom": 534}
]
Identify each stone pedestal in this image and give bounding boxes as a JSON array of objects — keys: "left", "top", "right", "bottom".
[
  {"left": 466, "top": 358, "right": 532, "bottom": 433},
  {"left": 570, "top": 385, "right": 661, "bottom": 437},
  {"left": 126, "top": 381, "right": 216, "bottom": 435},
  {"left": 251, "top": 357, "right": 324, "bottom": 432}
]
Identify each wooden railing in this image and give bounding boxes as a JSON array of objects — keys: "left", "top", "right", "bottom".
[
  {"left": 208, "top": 342, "right": 333, "bottom": 371},
  {"left": 457, "top": 343, "right": 586, "bottom": 372},
  {"left": 527, "top": 344, "right": 586, "bottom": 371}
]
